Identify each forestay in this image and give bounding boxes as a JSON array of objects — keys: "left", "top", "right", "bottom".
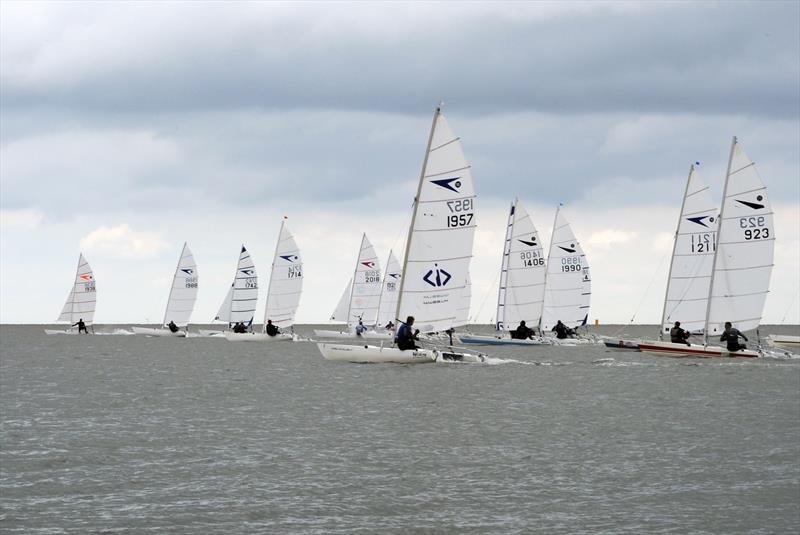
[
  {"left": 660, "top": 165, "right": 717, "bottom": 335},
  {"left": 263, "top": 220, "right": 303, "bottom": 329},
  {"left": 496, "top": 199, "right": 547, "bottom": 331},
  {"left": 375, "top": 250, "right": 402, "bottom": 327},
  {"left": 396, "top": 107, "right": 477, "bottom": 333},
  {"left": 215, "top": 245, "right": 258, "bottom": 326},
  {"left": 706, "top": 138, "right": 775, "bottom": 336},
  {"left": 346, "top": 234, "right": 382, "bottom": 327},
  {"left": 540, "top": 206, "right": 590, "bottom": 331},
  {"left": 163, "top": 242, "right": 198, "bottom": 327},
  {"left": 57, "top": 253, "right": 97, "bottom": 325},
  {"left": 454, "top": 272, "right": 472, "bottom": 329}
]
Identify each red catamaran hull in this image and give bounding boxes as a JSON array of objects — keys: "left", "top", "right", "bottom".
[{"left": 638, "top": 341, "right": 758, "bottom": 358}]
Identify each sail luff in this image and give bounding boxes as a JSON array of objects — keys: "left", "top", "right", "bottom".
[
  {"left": 162, "top": 242, "right": 198, "bottom": 327},
  {"left": 539, "top": 205, "right": 560, "bottom": 332},
  {"left": 263, "top": 220, "right": 303, "bottom": 328},
  {"left": 395, "top": 106, "right": 441, "bottom": 323},
  {"left": 495, "top": 200, "right": 515, "bottom": 330},
  {"left": 263, "top": 220, "right": 285, "bottom": 329}
]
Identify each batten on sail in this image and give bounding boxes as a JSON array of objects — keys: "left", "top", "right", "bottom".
[
  {"left": 705, "top": 138, "right": 775, "bottom": 336},
  {"left": 56, "top": 253, "right": 97, "bottom": 325}
]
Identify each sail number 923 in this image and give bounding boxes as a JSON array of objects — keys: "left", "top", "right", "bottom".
[{"left": 739, "top": 216, "right": 770, "bottom": 240}]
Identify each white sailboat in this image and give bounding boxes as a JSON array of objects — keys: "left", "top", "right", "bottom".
[
  {"left": 317, "top": 105, "right": 485, "bottom": 363},
  {"left": 225, "top": 219, "right": 302, "bottom": 342},
  {"left": 132, "top": 242, "right": 198, "bottom": 337},
  {"left": 636, "top": 138, "right": 774, "bottom": 357},
  {"left": 199, "top": 245, "right": 258, "bottom": 337},
  {"left": 45, "top": 253, "right": 97, "bottom": 335},
  {"left": 459, "top": 199, "right": 550, "bottom": 346},
  {"left": 314, "top": 233, "right": 390, "bottom": 340},
  {"left": 537, "top": 205, "right": 591, "bottom": 345}
]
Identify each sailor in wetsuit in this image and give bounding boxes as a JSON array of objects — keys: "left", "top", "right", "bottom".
[
  {"left": 167, "top": 320, "right": 179, "bottom": 333},
  {"left": 395, "top": 316, "right": 420, "bottom": 351},
  {"left": 72, "top": 318, "right": 88, "bottom": 334},
  {"left": 265, "top": 319, "right": 280, "bottom": 337},
  {"left": 670, "top": 321, "right": 691, "bottom": 346},
  {"left": 355, "top": 320, "right": 368, "bottom": 337},
  {"left": 552, "top": 320, "right": 569, "bottom": 339},
  {"left": 720, "top": 321, "right": 748, "bottom": 352},
  {"left": 510, "top": 320, "right": 535, "bottom": 340}
]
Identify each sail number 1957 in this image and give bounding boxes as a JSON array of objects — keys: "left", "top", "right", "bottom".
[{"left": 446, "top": 199, "right": 474, "bottom": 228}]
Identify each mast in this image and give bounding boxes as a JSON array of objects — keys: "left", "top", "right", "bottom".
[
  {"left": 495, "top": 199, "right": 515, "bottom": 331},
  {"left": 263, "top": 219, "right": 285, "bottom": 329},
  {"left": 538, "top": 204, "right": 560, "bottom": 332},
  {"left": 703, "top": 136, "right": 737, "bottom": 345},
  {"left": 659, "top": 164, "right": 695, "bottom": 340},
  {"left": 70, "top": 254, "right": 80, "bottom": 322},
  {"left": 162, "top": 242, "right": 187, "bottom": 326},
  {"left": 395, "top": 105, "right": 441, "bottom": 323}
]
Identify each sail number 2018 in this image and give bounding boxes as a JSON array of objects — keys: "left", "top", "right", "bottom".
[
  {"left": 446, "top": 199, "right": 474, "bottom": 228},
  {"left": 739, "top": 216, "right": 770, "bottom": 240}
]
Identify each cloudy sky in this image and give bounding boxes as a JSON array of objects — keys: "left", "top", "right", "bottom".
[{"left": 2, "top": 0, "right": 798, "bottom": 326}]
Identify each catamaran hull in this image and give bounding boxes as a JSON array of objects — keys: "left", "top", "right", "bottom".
[
  {"left": 603, "top": 340, "right": 641, "bottom": 351},
  {"left": 638, "top": 340, "right": 758, "bottom": 358},
  {"left": 458, "top": 334, "right": 550, "bottom": 346},
  {"left": 317, "top": 343, "right": 485, "bottom": 364},
  {"left": 131, "top": 327, "right": 186, "bottom": 337},
  {"left": 197, "top": 329, "right": 225, "bottom": 337},
  {"left": 769, "top": 335, "right": 800, "bottom": 349},
  {"left": 223, "top": 332, "right": 294, "bottom": 342},
  {"left": 313, "top": 329, "right": 393, "bottom": 340}
]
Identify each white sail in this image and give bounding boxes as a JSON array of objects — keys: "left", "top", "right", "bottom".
[
  {"left": 540, "top": 207, "right": 590, "bottom": 331},
  {"left": 263, "top": 220, "right": 303, "bottom": 329},
  {"left": 454, "top": 272, "right": 472, "bottom": 329},
  {"left": 346, "top": 234, "right": 382, "bottom": 327},
  {"left": 396, "top": 107, "right": 477, "bottom": 333},
  {"left": 330, "top": 279, "right": 351, "bottom": 323},
  {"left": 56, "top": 253, "right": 97, "bottom": 324},
  {"left": 706, "top": 138, "right": 775, "bottom": 336},
  {"left": 660, "top": 165, "right": 718, "bottom": 335},
  {"left": 162, "top": 242, "right": 198, "bottom": 327},
  {"left": 496, "top": 199, "right": 547, "bottom": 331},
  {"left": 375, "top": 250, "right": 402, "bottom": 327},
  {"left": 215, "top": 245, "right": 258, "bottom": 326}
]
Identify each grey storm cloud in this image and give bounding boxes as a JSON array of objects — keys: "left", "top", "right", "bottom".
[{"left": 1, "top": 1, "right": 798, "bottom": 117}]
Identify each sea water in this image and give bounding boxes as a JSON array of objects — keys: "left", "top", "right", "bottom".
[{"left": 1, "top": 324, "right": 798, "bottom": 534}]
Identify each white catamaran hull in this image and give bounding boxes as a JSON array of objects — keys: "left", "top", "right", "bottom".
[
  {"left": 313, "top": 329, "right": 393, "bottom": 340},
  {"left": 638, "top": 340, "right": 758, "bottom": 358},
  {"left": 223, "top": 332, "right": 294, "bottom": 342},
  {"left": 458, "top": 334, "right": 550, "bottom": 346},
  {"left": 197, "top": 329, "right": 225, "bottom": 337},
  {"left": 769, "top": 335, "right": 800, "bottom": 350},
  {"left": 131, "top": 327, "right": 186, "bottom": 337},
  {"left": 317, "top": 342, "right": 486, "bottom": 364},
  {"left": 44, "top": 328, "right": 86, "bottom": 335}
]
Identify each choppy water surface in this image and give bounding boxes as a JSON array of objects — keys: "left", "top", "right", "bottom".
[{"left": 1, "top": 324, "right": 799, "bottom": 534}]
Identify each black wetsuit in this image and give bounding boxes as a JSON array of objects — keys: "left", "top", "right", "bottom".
[
  {"left": 266, "top": 323, "right": 280, "bottom": 337},
  {"left": 720, "top": 328, "right": 748, "bottom": 351},
  {"left": 552, "top": 323, "right": 569, "bottom": 339},
  {"left": 168, "top": 322, "right": 179, "bottom": 333},
  {"left": 73, "top": 320, "right": 87, "bottom": 334},
  {"left": 396, "top": 323, "right": 418, "bottom": 351},
  {"left": 670, "top": 326, "right": 690, "bottom": 346},
  {"left": 510, "top": 325, "right": 534, "bottom": 340}
]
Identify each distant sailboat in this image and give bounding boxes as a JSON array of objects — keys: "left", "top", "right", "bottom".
[
  {"left": 314, "top": 233, "right": 390, "bottom": 340},
  {"left": 540, "top": 205, "right": 591, "bottom": 334},
  {"left": 225, "top": 219, "right": 302, "bottom": 342},
  {"left": 132, "top": 242, "right": 198, "bottom": 337},
  {"left": 45, "top": 253, "right": 97, "bottom": 335},
  {"left": 317, "top": 105, "right": 484, "bottom": 363},
  {"left": 198, "top": 245, "right": 258, "bottom": 337},
  {"left": 459, "top": 199, "right": 550, "bottom": 346},
  {"left": 637, "top": 138, "right": 774, "bottom": 357},
  {"left": 374, "top": 250, "right": 402, "bottom": 330}
]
